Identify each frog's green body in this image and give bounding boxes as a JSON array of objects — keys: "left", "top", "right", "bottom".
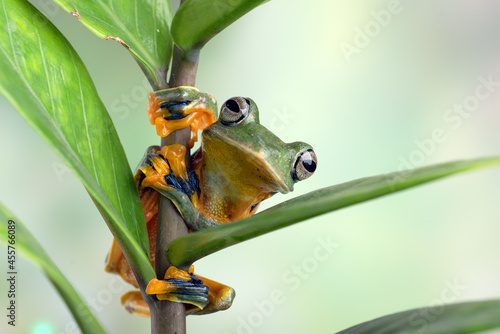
[{"left": 105, "top": 88, "right": 317, "bottom": 317}]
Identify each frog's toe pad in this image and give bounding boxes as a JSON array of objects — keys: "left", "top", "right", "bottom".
[
  {"left": 146, "top": 269, "right": 209, "bottom": 310},
  {"left": 186, "top": 276, "right": 236, "bottom": 315},
  {"left": 214, "top": 286, "right": 236, "bottom": 311},
  {"left": 193, "top": 286, "right": 235, "bottom": 315}
]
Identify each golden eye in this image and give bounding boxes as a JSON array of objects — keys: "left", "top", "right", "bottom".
[
  {"left": 292, "top": 149, "right": 317, "bottom": 181},
  {"left": 220, "top": 97, "right": 250, "bottom": 125}
]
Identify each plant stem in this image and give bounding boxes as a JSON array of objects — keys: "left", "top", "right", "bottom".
[
  {"left": 169, "top": 47, "right": 200, "bottom": 88},
  {"left": 151, "top": 129, "right": 191, "bottom": 334},
  {"left": 150, "top": 38, "right": 200, "bottom": 334}
]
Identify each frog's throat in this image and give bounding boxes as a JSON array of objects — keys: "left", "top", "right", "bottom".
[
  {"left": 203, "top": 133, "right": 292, "bottom": 194},
  {"left": 194, "top": 147, "right": 290, "bottom": 222}
]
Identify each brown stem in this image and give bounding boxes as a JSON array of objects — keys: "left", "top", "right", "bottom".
[
  {"left": 150, "top": 28, "right": 200, "bottom": 334},
  {"left": 150, "top": 129, "right": 191, "bottom": 334},
  {"left": 150, "top": 302, "right": 186, "bottom": 334},
  {"left": 169, "top": 46, "right": 200, "bottom": 87}
]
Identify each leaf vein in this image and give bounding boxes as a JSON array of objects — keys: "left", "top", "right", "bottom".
[
  {"left": 2, "top": 0, "right": 18, "bottom": 69},
  {"left": 33, "top": 19, "right": 56, "bottom": 118},
  {"left": 70, "top": 53, "right": 98, "bottom": 181},
  {"left": 86, "top": 0, "right": 158, "bottom": 66}
]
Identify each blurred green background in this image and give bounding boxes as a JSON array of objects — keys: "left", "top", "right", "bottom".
[{"left": 1, "top": 0, "right": 500, "bottom": 333}]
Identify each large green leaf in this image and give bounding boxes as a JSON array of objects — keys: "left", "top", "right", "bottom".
[
  {"left": 167, "top": 157, "right": 500, "bottom": 267},
  {"left": 336, "top": 299, "right": 500, "bottom": 334},
  {"left": 0, "top": 0, "right": 154, "bottom": 285},
  {"left": 171, "top": 0, "right": 269, "bottom": 52},
  {"left": 0, "top": 204, "right": 106, "bottom": 333},
  {"left": 53, "top": 0, "right": 173, "bottom": 89}
]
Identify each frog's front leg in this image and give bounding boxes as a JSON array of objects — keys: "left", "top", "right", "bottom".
[
  {"left": 134, "top": 144, "right": 231, "bottom": 313},
  {"left": 136, "top": 145, "right": 200, "bottom": 229},
  {"left": 136, "top": 145, "right": 222, "bottom": 231},
  {"left": 147, "top": 86, "right": 217, "bottom": 148}
]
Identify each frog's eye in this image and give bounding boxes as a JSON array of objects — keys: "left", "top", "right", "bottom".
[
  {"left": 220, "top": 97, "right": 250, "bottom": 126},
  {"left": 292, "top": 149, "right": 317, "bottom": 181}
]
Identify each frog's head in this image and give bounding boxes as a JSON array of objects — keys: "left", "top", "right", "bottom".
[{"left": 197, "top": 97, "right": 317, "bottom": 221}]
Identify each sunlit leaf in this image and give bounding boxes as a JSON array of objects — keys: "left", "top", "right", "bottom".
[
  {"left": 167, "top": 157, "right": 500, "bottom": 267},
  {"left": 0, "top": 0, "right": 154, "bottom": 285},
  {"left": 53, "top": 0, "right": 174, "bottom": 89},
  {"left": 171, "top": 0, "right": 269, "bottom": 52}
]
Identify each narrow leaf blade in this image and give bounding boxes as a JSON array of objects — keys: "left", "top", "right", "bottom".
[
  {"left": 171, "top": 0, "right": 269, "bottom": 51},
  {"left": 0, "top": 0, "right": 154, "bottom": 285},
  {"left": 167, "top": 157, "right": 500, "bottom": 267},
  {"left": 0, "top": 204, "right": 106, "bottom": 333},
  {"left": 53, "top": 0, "right": 173, "bottom": 88},
  {"left": 336, "top": 299, "right": 500, "bottom": 334}
]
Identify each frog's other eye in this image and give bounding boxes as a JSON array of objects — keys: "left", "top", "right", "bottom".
[
  {"left": 220, "top": 97, "right": 250, "bottom": 126},
  {"left": 292, "top": 149, "right": 317, "bottom": 181}
]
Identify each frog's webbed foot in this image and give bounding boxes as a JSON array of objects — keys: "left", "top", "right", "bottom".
[
  {"left": 189, "top": 274, "right": 235, "bottom": 315},
  {"left": 147, "top": 87, "right": 217, "bottom": 148},
  {"left": 145, "top": 266, "right": 235, "bottom": 315},
  {"left": 146, "top": 266, "right": 210, "bottom": 311},
  {"left": 136, "top": 145, "right": 199, "bottom": 224},
  {"left": 135, "top": 145, "right": 222, "bottom": 231}
]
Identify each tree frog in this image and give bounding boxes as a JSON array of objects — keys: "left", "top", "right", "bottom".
[{"left": 105, "top": 87, "right": 317, "bottom": 317}]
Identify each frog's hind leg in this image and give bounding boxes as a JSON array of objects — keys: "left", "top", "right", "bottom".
[
  {"left": 121, "top": 291, "right": 150, "bottom": 317},
  {"left": 122, "top": 275, "right": 235, "bottom": 318},
  {"left": 104, "top": 238, "right": 122, "bottom": 274},
  {"left": 146, "top": 266, "right": 235, "bottom": 315},
  {"left": 146, "top": 266, "right": 210, "bottom": 311}
]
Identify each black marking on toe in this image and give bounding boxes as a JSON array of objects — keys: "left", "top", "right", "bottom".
[
  {"left": 190, "top": 273, "right": 204, "bottom": 285},
  {"left": 164, "top": 278, "right": 209, "bottom": 296},
  {"left": 160, "top": 100, "right": 191, "bottom": 110},
  {"left": 145, "top": 157, "right": 154, "bottom": 168},
  {"left": 164, "top": 173, "right": 184, "bottom": 194},
  {"left": 137, "top": 172, "right": 146, "bottom": 187},
  {"left": 165, "top": 114, "right": 187, "bottom": 120},
  {"left": 158, "top": 154, "right": 168, "bottom": 163},
  {"left": 187, "top": 169, "right": 201, "bottom": 198},
  {"left": 163, "top": 167, "right": 201, "bottom": 198}
]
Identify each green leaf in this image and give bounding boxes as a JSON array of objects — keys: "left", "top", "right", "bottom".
[
  {"left": 0, "top": 0, "right": 154, "bottom": 285},
  {"left": 171, "top": 0, "right": 269, "bottom": 52},
  {"left": 167, "top": 157, "right": 500, "bottom": 267},
  {"left": 0, "top": 204, "right": 106, "bottom": 333},
  {"left": 53, "top": 0, "right": 173, "bottom": 89},
  {"left": 336, "top": 299, "right": 500, "bottom": 334}
]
